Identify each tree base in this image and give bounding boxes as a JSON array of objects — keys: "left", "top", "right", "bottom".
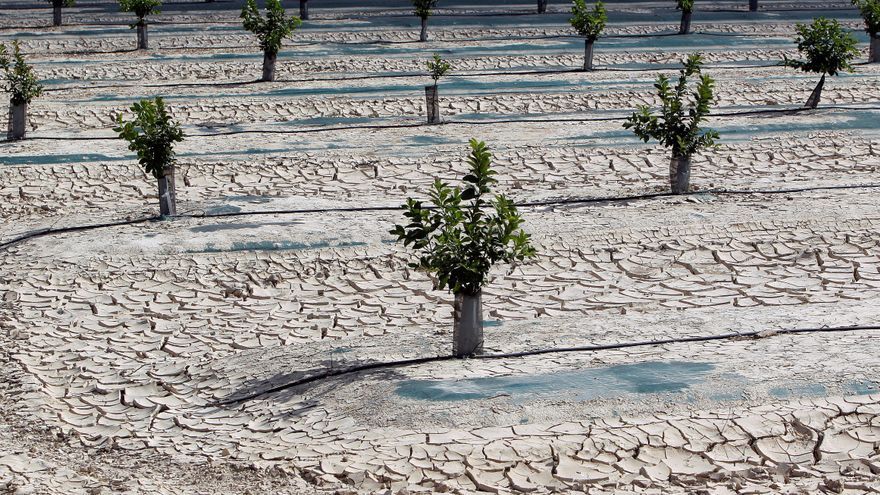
[
  {"left": 262, "top": 52, "right": 277, "bottom": 82},
  {"left": 8, "top": 103, "right": 27, "bottom": 141},
  {"left": 453, "top": 293, "right": 483, "bottom": 357},
  {"left": 157, "top": 168, "right": 177, "bottom": 216},
  {"left": 669, "top": 155, "right": 691, "bottom": 194},
  {"left": 425, "top": 85, "right": 440, "bottom": 124}
]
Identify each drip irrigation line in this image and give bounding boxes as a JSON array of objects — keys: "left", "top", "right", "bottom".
[
  {"left": 7, "top": 104, "right": 880, "bottom": 144},
  {"left": 4, "top": 181, "right": 876, "bottom": 253},
  {"left": 213, "top": 323, "right": 880, "bottom": 406},
  {"left": 0, "top": 215, "right": 158, "bottom": 251}
]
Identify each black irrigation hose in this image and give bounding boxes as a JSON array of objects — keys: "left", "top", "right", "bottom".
[
  {"left": 213, "top": 323, "right": 880, "bottom": 406},
  {"left": 9, "top": 104, "right": 880, "bottom": 143},
  {"left": 3, "top": 182, "right": 879, "bottom": 252}
]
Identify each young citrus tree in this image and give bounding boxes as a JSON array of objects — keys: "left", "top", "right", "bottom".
[
  {"left": 391, "top": 139, "right": 536, "bottom": 357},
  {"left": 569, "top": 0, "right": 607, "bottom": 71},
  {"left": 623, "top": 54, "right": 719, "bottom": 194},
  {"left": 1, "top": 41, "right": 44, "bottom": 141},
  {"left": 677, "top": 0, "right": 694, "bottom": 34},
  {"left": 114, "top": 97, "right": 184, "bottom": 216},
  {"left": 853, "top": 0, "right": 880, "bottom": 63},
  {"left": 48, "top": 0, "right": 75, "bottom": 27},
  {"left": 118, "top": 0, "right": 160, "bottom": 50},
  {"left": 241, "top": 0, "right": 302, "bottom": 82},
  {"left": 425, "top": 53, "right": 450, "bottom": 124},
  {"left": 413, "top": 0, "right": 439, "bottom": 42},
  {"left": 785, "top": 17, "right": 858, "bottom": 108}
]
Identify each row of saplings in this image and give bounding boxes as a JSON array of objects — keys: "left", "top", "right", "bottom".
[
  {"left": 0, "top": 46, "right": 859, "bottom": 357},
  {"left": 41, "top": 0, "right": 880, "bottom": 68},
  {"left": 1, "top": 10, "right": 868, "bottom": 141}
]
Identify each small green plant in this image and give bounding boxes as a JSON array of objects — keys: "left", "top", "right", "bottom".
[
  {"left": 48, "top": 0, "right": 75, "bottom": 27},
  {"left": 118, "top": 0, "right": 161, "bottom": 49},
  {"left": 853, "top": 0, "right": 880, "bottom": 63},
  {"left": 677, "top": 0, "right": 694, "bottom": 34},
  {"left": 1, "top": 41, "right": 44, "bottom": 140},
  {"left": 0, "top": 41, "right": 44, "bottom": 106},
  {"left": 427, "top": 53, "right": 450, "bottom": 87},
  {"left": 413, "top": 0, "right": 439, "bottom": 42},
  {"left": 241, "top": 0, "right": 302, "bottom": 82},
  {"left": 624, "top": 53, "right": 719, "bottom": 194},
  {"left": 569, "top": 0, "right": 607, "bottom": 70},
  {"left": 391, "top": 139, "right": 535, "bottom": 356},
  {"left": 784, "top": 17, "right": 859, "bottom": 108},
  {"left": 114, "top": 97, "right": 184, "bottom": 215}
]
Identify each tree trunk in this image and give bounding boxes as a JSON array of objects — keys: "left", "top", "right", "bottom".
[
  {"left": 669, "top": 154, "right": 691, "bottom": 194},
  {"left": 53, "top": 3, "right": 62, "bottom": 26},
  {"left": 804, "top": 74, "right": 825, "bottom": 109},
  {"left": 136, "top": 21, "right": 148, "bottom": 50},
  {"left": 748, "top": 0, "right": 758, "bottom": 12},
  {"left": 679, "top": 10, "right": 692, "bottom": 34},
  {"left": 7, "top": 103, "right": 27, "bottom": 141},
  {"left": 420, "top": 17, "right": 428, "bottom": 42},
  {"left": 453, "top": 292, "right": 483, "bottom": 357},
  {"left": 870, "top": 35, "right": 879, "bottom": 64},
  {"left": 583, "top": 38, "right": 595, "bottom": 71},
  {"left": 425, "top": 85, "right": 440, "bottom": 124},
  {"left": 262, "top": 51, "right": 277, "bottom": 82},
  {"left": 537, "top": 0, "right": 548, "bottom": 14},
  {"left": 157, "top": 167, "right": 177, "bottom": 216},
  {"left": 300, "top": 0, "right": 309, "bottom": 20}
]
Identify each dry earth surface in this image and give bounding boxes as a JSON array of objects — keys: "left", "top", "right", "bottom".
[{"left": 2, "top": 0, "right": 880, "bottom": 494}]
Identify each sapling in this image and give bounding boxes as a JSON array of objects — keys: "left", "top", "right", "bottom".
[
  {"left": 784, "top": 17, "right": 858, "bottom": 108},
  {"left": 425, "top": 53, "right": 450, "bottom": 124},
  {"left": 390, "top": 139, "right": 536, "bottom": 357},
  {"left": 623, "top": 54, "right": 719, "bottom": 194},
  {"left": 48, "top": 0, "right": 75, "bottom": 27},
  {"left": 853, "top": 0, "right": 880, "bottom": 63},
  {"left": 118, "top": 0, "right": 161, "bottom": 50},
  {"left": 569, "top": 0, "right": 607, "bottom": 71},
  {"left": 413, "top": 0, "right": 439, "bottom": 42},
  {"left": 241, "top": 0, "right": 302, "bottom": 82},
  {"left": 677, "top": 0, "right": 694, "bottom": 34},
  {"left": 114, "top": 97, "right": 184, "bottom": 216},
  {"left": 300, "top": 0, "right": 310, "bottom": 20},
  {"left": 0, "top": 41, "right": 44, "bottom": 141},
  {"left": 749, "top": 0, "right": 758, "bottom": 12}
]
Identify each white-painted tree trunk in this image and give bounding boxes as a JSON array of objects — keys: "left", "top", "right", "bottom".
[
  {"left": 679, "top": 10, "right": 692, "bottom": 34},
  {"left": 53, "top": 3, "right": 62, "bottom": 26},
  {"left": 157, "top": 166, "right": 177, "bottom": 216},
  {"left": 262, "top": 51, "right": 277, "bottom": 82},
  {"left": 420, "top": 17, "right": 428, "bottom": 42},
  {"left": 8, "top": 103, "right": 27, "bottom": 140},
  {"left": 537, "top": 0, "right": 548, "bottom": 14},
  {"left": 136, "top": 22, "right": 148, "bottom": 50},
  {"left": 805, "top": 74, "right": 825, "bottom": 109},
  {"left": 583, "top": 39, "right": 595, "bottom": 71},
  {"left": 870, "top": 35, "right": 879, "bottom": 64},
  {"left": 453, "top": 293, "right": 483, "bottom": 357},
  {"left": 669, "top": 154, "right": 691, "bottom": 194},
  {"left": 425, "top": 85, "right": 440, "bottom": 124}
]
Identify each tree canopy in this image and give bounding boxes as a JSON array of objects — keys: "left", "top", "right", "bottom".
[
  {"left": 241, "top": 0, "right": 302, "bottom": 55},
  {"left": 118, "top": 0, "right": 161, "bottom": 24},
  {"left": 785, "top": 17, "right": 859, "bottom": 76},
  {"left": 570, "top": 0, "right": 607, "bottom": 40},
  {"left": 623, "top": 53, "right": 719, "bottom": 158},
  {"left": 852, "top": 0, "right": 880, "bottom": 36},
  {"left": 114, "top": 97, "right": 184, "bottom": 179},
  {"left": 391, "top": 139, "right": 536, "bottom": 296},
  {"left": 413, "top": 0, "right": 439, "bottom": 20},
  {"left": 0, "top": 41, "right": 44, "bottom": 106}
]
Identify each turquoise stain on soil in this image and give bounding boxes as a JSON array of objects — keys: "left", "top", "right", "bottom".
[
  {"left": 188, "top": 239, "right": 366, "bottom": 253},
  {"left": 396, "top": 361, "right": 716, "bottom": 402}
]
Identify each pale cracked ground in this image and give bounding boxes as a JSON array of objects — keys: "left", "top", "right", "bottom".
[{"left": 2, "top": 0, "right": 880, "bottom": 494}]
